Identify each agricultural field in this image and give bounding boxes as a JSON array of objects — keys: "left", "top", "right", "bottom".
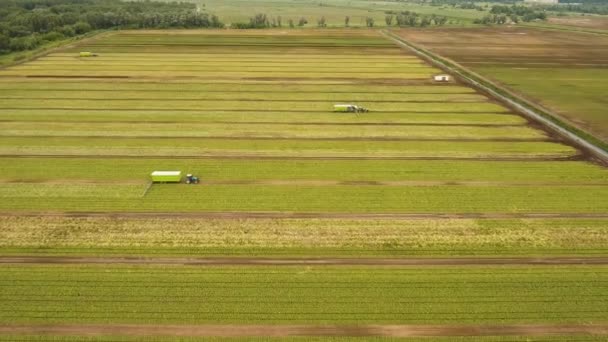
[
  {"left": 395, "top": 26, "right": 608, "bottom": 143},
  {"left": 196, "top": 0, "right": 486, "bottom": 27},
  {"left": 0, "top": 29, "right": 607, "bottom": 341}
]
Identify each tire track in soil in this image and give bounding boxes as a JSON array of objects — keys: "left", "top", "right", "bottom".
[
  {"left": 2, "top": 256, "right": 608, "bottom": 266},
  {"left": 0, "top": 323, "right": 606, "bottom": 337}
]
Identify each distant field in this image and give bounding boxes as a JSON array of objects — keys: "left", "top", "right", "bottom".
[
  {"left": 395, "top": 27, "right": 608, "bottom": 143},
  {"left": 196, "top": 0, "right": 485, "bottom": 27}
]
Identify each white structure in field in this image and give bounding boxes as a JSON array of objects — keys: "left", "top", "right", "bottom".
[{"left": 433, "top": 75, "right": 450, "bottom": 82}]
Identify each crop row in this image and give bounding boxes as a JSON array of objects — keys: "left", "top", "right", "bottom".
[
  {"left": 0, "top": 100, "right": 505, "bottom": 112},
  {"left": 11, "top": 64, "right": 436, "bottom": 72},
  {"left": 0, "top": 82, "right": 474, "bottom": 93},
  {"left": 0, "top": 137, "right": 577, "bottom": 158},
  {"left": 0, "top": 70, "right": 437, "bottom": 78},
  {"left": 4, "top": 158, "right": 604, "bottom": 183},
  {"left": 0, "top": 265, "right": 606, "bottom": 324},
  {"left": 1, "top": 216, "right": 607, "bottom": 257},
  {"left": 0, "top": 122, "right": 545, "bottom": 140},
  {"left": 0, "top": 110, "right": 524, "bottom": 125},
  {"left": 0, "top": 91, "right": 487, "bottom": 102},
  {"left": 0, "top": 184, "right": 606, "bottom": 213}
]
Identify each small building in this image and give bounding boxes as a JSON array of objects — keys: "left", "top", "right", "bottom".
[
  {"left": 150, "top": 171, "right": 182, "bottom": 183},
  {"left": 433, "top": 75, "right": 451, "bottom": 82}
]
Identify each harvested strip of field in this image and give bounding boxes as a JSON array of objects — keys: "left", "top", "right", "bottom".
[
  {"left": 0, "top": 91, "right": 487, "bottom": 102},
  {"left": 3, "top": 256, "right": 608, "bottom": 266},
  {"left": 0, "top": 82, "right": 476, "bottom": 93},
  {"left": 1, "top": 216, "right": 607, "bottom": 257},
  {"left": 2, "top": 159, "right": 606, "bottom": 184},
  {"left": 0, "top": 110, "right": 527, "bottom": 125},
  {"left": 0, "top": 265, "right": 606, "bottom": 324},
  {"left": 0, "top": 137, "right": 577, "bottom": 158},
  {"left": 0, "top": 122, "right": 546, "bottom": 140},
  {"left": 0, "top": 184, "right": 605, "bottom": 213},
  {"left": 1, "top": 333, "right": 607, "bottom": 342},
  {"left": 0, "top": 99, "right": 505, "bottom": 112},
  {"left": 1, "top": 332, "right": 608, "bottom": 342}
]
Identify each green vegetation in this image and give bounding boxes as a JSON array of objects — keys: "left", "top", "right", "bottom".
[
  {"left": 3, "top": 159, "right": 605, "bottom": 183},
  {"left": 475, "top": 5, "right": 547, "bottom": 24},
  {"left": 0, "top": 29, "right": 607, "bottom": 342},
  {"left": 1, "top": 183, "right": 606, "bottom": 213},
  {"left": 0, "top": 136, "right": 576, "bottom": 158},
  {"left": 200, "top": 0, "right": 487, "bottom": 27},
  {"left": 0, "top": 0, "right": 223, "bottom": 56},
  {"left": 1, "top": 265, "right": 606, "bottom": 324}
]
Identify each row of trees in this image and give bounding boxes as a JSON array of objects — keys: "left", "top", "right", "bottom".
[
  {"left": 474, "top": 5, "right": 547, "bottom": 24},
  {"left": 234, "top": 12, "right": 448, "bottom": 29},
  {"left": 0, "top": 0, "right": 224, "bottom": 55},
  {"left": 546, "top": 4, "right": 608, "bottom": 15},
  {"left": 232, "top": 14, "right": 316, "bottom": 28},
  {"left": 385, "top": 11, "right": 449, "bottom": 27}
]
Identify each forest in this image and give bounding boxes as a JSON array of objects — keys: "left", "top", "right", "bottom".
[{"left": 0, "top": 0, "right": 223, "bottom": 54}]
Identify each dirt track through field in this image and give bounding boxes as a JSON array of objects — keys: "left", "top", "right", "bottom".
[
  {"left": 1, "top": 323, "right": 607, "bottom": 337},
  {"left": 2, "top": 256, "right": 608, "bottom": 266}
]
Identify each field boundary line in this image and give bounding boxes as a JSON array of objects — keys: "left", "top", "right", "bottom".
[
  {"left": 0, "top": 323, "right": 607, "bottom": 337},
  {"left": 2, "top": 256, "right": 608, "bottom": 266},
  {"left": 382, "top": 30, "right": 608, "bottom": 164}
]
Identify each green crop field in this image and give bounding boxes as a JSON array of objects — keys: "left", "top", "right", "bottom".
[
  {"left": 0, "top": 28, "right": 607, "bottom": 342},
  {"left": 1, "top": 265, "right": 606, "bottom": 324}
]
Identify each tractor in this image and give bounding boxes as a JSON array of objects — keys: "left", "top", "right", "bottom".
[{"left": 186, "top": 174, "right": 200, "bottom": 184}]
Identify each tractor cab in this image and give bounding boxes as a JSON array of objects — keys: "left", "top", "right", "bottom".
[{"left": 186, "top": 174, "right": 200, "bottom": 184}]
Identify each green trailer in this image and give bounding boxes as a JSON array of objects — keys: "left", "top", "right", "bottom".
[
  {"left": 150, "top": 171, "right": 182, "bottom": 183},
  {"left": 79, "top": 52, "right": 98, "bottom": 57}
]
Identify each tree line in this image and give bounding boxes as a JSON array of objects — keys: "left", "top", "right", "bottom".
[
  {"left": 233, "top": 11, "right": 448, "bottom": 29},
  {"left": 0, "top": 0, "right": 223, "bottom": 55},
  {"left": 474, "top": 4, "right": 547, "bottom": 24}
]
